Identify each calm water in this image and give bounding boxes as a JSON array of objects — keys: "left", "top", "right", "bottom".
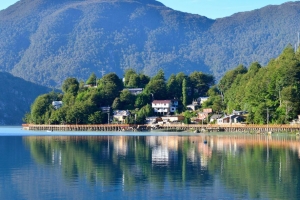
[{"left": 1, "top": 127, "right": 300, "bottom": 199}]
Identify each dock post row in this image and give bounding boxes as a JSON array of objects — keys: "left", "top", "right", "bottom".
[{"left": 22, "top": 124, "right": 300, "bottom": 133}]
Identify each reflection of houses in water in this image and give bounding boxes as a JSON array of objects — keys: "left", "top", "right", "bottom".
[
  {"left": 187, "top": 148, "right": 196, "bottom": 163},
  {"left": 146, "top": 136, "right": 179, "bottom": 151},
  {"left": 187, "top": 147, "right": 207, "bottom": 169},
  {"left": 209, "top": 135, "right": 300, "bottom": 157},
  {"left": 151, "top": 146, "right": 178, "bottom": 166},
  {"left": 152, "top": 146, "right": 169, "bottom": 164},
  {"left": 218, "top": 140, "right": 238, "bottom": 155},
  {"left": 200, "top": 156, "right": 208, "bottom": 169},
  {"left": 147, "top": 136, "right": 179, "bottom": 166},
  {"left": 147, "top": 136, "right": 157, "bottom": 148},
  {"left": 113, "top": 137, "right": 128, "bottom": 156},
  {"left": 197, "top": 143, "right": 213, "bottom": 169},
  {"left": 52, "top": 149, "right": 62, "bottom": 165}
]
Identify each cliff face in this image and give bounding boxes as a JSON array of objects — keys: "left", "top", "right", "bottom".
[
  {"left": 0, "top": 72, "right": 50, "bottom": 125},
  {"left": 0, "top": 0, "right": 300, "bottom": 88}
]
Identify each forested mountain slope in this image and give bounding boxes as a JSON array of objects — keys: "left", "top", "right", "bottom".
[
  {"left": 0, "top": 72, "right": 50, "bottom": 125},
  {"left": 0, "top": 0, "right": 300, "bottom": 87}
]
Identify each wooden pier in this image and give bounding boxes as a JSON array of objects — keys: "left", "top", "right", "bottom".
[
  {"left": 22, "top": 124, "right": 147, "bottom": 132},
  {"left": 22, "top": 123, "right": 300, "bottom": 133},
  {"left": 159, "top": 123, "right": 300, "bottom": 133}
]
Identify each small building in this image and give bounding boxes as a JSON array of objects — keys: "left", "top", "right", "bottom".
[
  {"left": 198, "top": 112, "right": 209, "bottom": 121},
  {"left": 52, "top": 101, "right": 63, "bottom": 109},
  {"left": 232, "top": 110, "right": 246, "bottom": 115},
  {"left": 197, "top": 108, "right": 213, "bottom": 122},
  {"left": 100, "top": 106, "right": 111, "bottom": 113},
  {"left": 210, "top": 114, "right": 222, "bottom": 123},
  {"left": 127, "top": 88, "right": 143, "bottom": 95},
  {"left": 203, "top": 108, "right": 213, "bottom": 113},
  {"left": 152, "top": 99, "right": 178, "bottom": 115},
  {"left": 290, "top": 115, "right": 300, "bottom": 124},
  {"left": 217, "top": 115, "right": 244, "bottom": 124},
  {"left": 145, "top": 116, "right": 161, "bottom": 124},
  {"left": 161, "top": 115, "right": 184, "bottom": 123},
  {"left": 187, "top": 100, "right": 200, "bottom": 111},
  {"left": 113, "top": 110, "right": 130, "bottom": 123}
]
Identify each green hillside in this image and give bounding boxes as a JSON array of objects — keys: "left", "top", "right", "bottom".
[
  {"left": 0, "top": 72, "right": 50, "bottom": 125},
  {"left": 0, "top": 0, "right": 299, "bottom": 87}
]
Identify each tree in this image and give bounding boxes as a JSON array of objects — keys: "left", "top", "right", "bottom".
[
  {"left": 144, "top": 79, "right": 167, "bottom": 100},
  {"left": 135, "top": 93, "right": 151, "bottom": 108},
  {"left": 182, "top": 78, "right": 188, "bottom": 107},
  {"left": 112, "top": 98, "right": 121, "bottom": 110},
  {"left": 136, "top": 104, "right": 153, "bottom": 124},
  {"left": 139, "top": 74, "right": 150, "bottom": 88},
  {"left": 219, "top": 65, "right": 247, "bottom": 93},
  {"left": 152, "top": 69, "right": 165, "bottom": 81},
  {"left": 98, "top": 73, "right": 123, "bottom": 105},
  {"left": 31, "top": 94, "right": 54, "bottom": 124},
  {"left": 65, "top": 101, "right": 98, "bottom": 124},
  {"left": 127, "top": 73, "right": 140, "bottom": 88},
  {"left": 120, "top": 89, "right": 136, "bottom": 110},
  {"left": 189, "top": 71, "right": 215, "bottom": 98},
  {"left": 62, "top": 77, "right": 79, "bottom": 96},
  {"left": 88, "top": 111, "right": 104, "bottom": 124},
  {"left": 62, "top": 92, "right": 76, "bottom": 106},
  {"left": 124, "top": 69, "right": 136, "bottom": 87},
  {"left": 167, "top": 74, "right": 181, "bottom": 99},
  {"left": 86, "top": 73, "right": 97, "bottom": 86}
]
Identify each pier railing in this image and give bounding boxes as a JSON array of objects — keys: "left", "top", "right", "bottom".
[{"left": 22, "top": 123, "right": 300, "bottom": 133}]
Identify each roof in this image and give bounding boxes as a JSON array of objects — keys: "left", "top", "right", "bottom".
[
  {"left": 152, "top": 100, "right": 172, "bottom": 104},
  {"left": 113, "top": 110, "right": 130, "bottom": 116},
  {"left": 210, "top": 114, "right": 222, "bottom": 119},
  {"left": 127, "top": 88, "right": 143, "bottom": 91}
]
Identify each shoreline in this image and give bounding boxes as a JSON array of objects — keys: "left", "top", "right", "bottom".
[{"left": 22, "top": 123, "right": 300, "bottom": 134}]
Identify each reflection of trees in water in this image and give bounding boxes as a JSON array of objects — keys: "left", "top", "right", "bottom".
[
  {"left": 208, "top": 135, "right": 300, "bottom": 200},
  {"left": 25, "top": 136, "right": 211, "bottom": 187},
  {"left": 25, "top": 135, "right": 300, "bottom": 198}
]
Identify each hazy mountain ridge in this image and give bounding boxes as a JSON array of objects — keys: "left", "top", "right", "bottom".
[
  {"left": 0, "top": 72, "right": 50, "bottom": 125},
  {"left": 0, "top": 0, "right": 299, "bottom": 87}
]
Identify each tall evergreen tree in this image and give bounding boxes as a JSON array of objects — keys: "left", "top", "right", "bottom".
[
  {"left": 86, "top": 73, "right": 97, "bottom": 86},
  {"left": 182, "top": 78, "right": 188, "bottom": 107}
]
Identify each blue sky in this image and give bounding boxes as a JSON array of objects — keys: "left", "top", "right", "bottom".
[{"left": 0, "top": 0, "right": 294, "bottom": 19}]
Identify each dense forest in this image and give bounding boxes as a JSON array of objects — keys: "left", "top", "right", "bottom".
[
  {"left": 0, "top": 72, "right": 50, "bottom": 125},
  {"left": 204, "top": 45, "right": 300, "bottom": 124},
  {"left": 25, "top": 45, "right": 300, "bottom": 125},
  {"left": 0, "top": 0, "right": 300, "bottom": 87},
  {"left": 24, "top": 69, "right": 214, "bottom": 125}
]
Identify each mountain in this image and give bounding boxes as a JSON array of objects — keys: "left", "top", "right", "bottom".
[
  {"left": 0, "top": 72, "right": 50, "bottom": 125},
  {"left": 0, "top": 0, "right": 300, "bottom": 87}
]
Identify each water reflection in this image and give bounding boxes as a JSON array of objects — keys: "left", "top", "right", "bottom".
[{"left": 24, "top": 134, "right": 300, "bottom": 199}]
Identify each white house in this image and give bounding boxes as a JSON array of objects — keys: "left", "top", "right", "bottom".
[
  {"left": 113, "top": 110, "right": 130, "bottom": 123},
  {"left": 52, "top": 101, "right": 63, "bottom": 109},
  {"left": 152, "top": 100, "right": 178, "bottom": 115}
]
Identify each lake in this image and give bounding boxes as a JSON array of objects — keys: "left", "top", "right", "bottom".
[{"left": 1, "top": 127, "right": 300, "bottom": 199}]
